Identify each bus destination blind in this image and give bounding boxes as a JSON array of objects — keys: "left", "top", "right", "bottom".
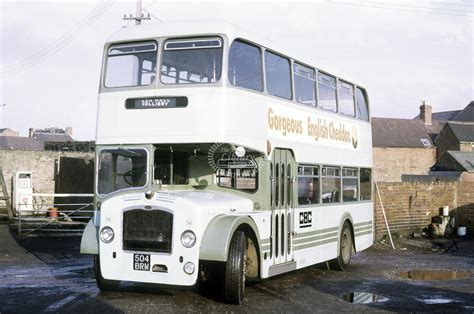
[{"left": 125, "top": 97, "right": 188, "bottom": 109}]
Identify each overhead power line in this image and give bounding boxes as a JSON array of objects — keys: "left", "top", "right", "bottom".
[
  {"left": 143, "top": 9, "right": 163, "bottom": 23},
  {"left": 329, "top": 0, "right": 473, "bottom": 18},
  {"left": 368, "top": 1, "right": 473, "bottom": 13},
  {"left": 1, "top": 0, "right": 115, "bottom": 78},
  {"left": 422, "top": 1, "right": 473, "bottom": 7}
]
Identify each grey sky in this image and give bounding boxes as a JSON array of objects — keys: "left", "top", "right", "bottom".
[{"left": 1, "top": 0, "right": 473, "bottom": 140}]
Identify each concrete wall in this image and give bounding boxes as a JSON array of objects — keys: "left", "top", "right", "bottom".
[
  {"left": 374, "top": 180, "right": 474, "bottom": 239},
  {"left": 373, "top": 147, "right": 436, "bottom": 182},
  {"left": 0, "top": 150, "right": 94, "bottom": 198}
]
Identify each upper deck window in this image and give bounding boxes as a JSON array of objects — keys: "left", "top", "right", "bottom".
[
  {"left": 294, "top": 63, "right": 316, "bottom": 107},
  {"left": 104, "top": 42, "right": 157, "bottom": 88},
  {"left": 228, "top": 40, "right": 263, "bottom": 92},
  {"left": 318, "top": 73, "right": 337, "bottom": 112},
  {"left": 161, "top": 37, "right": 223, "bottom": 84},
  {"left": 356, "top": 87, "right": 369, "bottom": 121},
  {"left": 265, "top": 51, "right": 292, "bottom": 100},
  {"left": 338, "top": 81, "right": 355, "bottom": 117}
]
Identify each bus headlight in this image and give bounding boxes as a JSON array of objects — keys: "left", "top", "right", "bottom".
[
  {"left": 181, "top": 230, "right": 196, "bottom": 248},
  {"left": 100, "top": 226, "right": 115, "bottom": 243}
]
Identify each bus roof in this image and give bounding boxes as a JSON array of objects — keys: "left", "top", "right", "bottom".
[{"left": 106, "top": 20, "right": 366, "bottom": 89}]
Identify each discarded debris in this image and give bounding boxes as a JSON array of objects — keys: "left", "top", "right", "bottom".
[{"left": 342, "top": 292, "right": 389, "bottom": 304}]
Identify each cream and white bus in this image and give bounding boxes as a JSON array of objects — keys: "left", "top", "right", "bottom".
[{"left": 80, "top": 21, "right": 373, "bottom": 304}]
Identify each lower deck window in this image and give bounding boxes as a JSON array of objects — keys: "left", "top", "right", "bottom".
[
  {"left": 154, "top": 149, "right": 188, "bottom": 185},
  {"left": 98, "top": 148, "right": 147, "bottom": 195},
  {"left": 360, "top": 168, "right": 372, "bottom": 200},
  {"left": 297, "top": 165, "right": 319, "bottom": 205},
  {"left": 342, "top": 168, "right": 358, "bottom": 202},
  {"left": 322, "top": 166, "right": 341, "bottom": 203}
]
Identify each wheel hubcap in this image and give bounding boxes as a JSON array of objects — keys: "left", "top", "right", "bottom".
[{"left": 341, "top": 230, "right": 351, "bottom": 263}]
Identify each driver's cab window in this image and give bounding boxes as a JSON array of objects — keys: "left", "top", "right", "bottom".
[
  {"left": 154, "top": 148, "right": 188, "bottom": 185},
  {"left": 217, "top": 167, "right": 257, "bottom": 191}
]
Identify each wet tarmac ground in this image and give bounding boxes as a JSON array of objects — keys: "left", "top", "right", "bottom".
[{"left": 0, "top": 224, "right": 473, "bottom": 313}]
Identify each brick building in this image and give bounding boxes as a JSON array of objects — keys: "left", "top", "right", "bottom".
[
  {"left": 372, "top": 101, "right": 474, "bottom": 238},
  {"left": 436, "top": 151, "right": 474, "bottom": 173},
  {"left": 0, "top": 127, "right": 74, "bottom": 151},
  {"left": 435, "top": 122, "right": 474, "bottom": 158},
  {"left": 372, "top": 116, "right": 436, "bottom": 182},
  {"left": 372, "top": 101, "right": 474, "bottom": 182}
]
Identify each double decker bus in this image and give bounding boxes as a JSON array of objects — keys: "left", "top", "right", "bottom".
[{"left": 80, "top": 21, "right": 373, "bottom": 304}]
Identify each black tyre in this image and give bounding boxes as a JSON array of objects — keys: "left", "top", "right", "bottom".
[
  {"left": 328, "top": 222, "right": 353, "bottom": 271},
  {"left": 94, "top": 255, "right": 120, "bottom": 291},
  {"left": 224, "top": 231, "right": 246, "bottom": 304}
]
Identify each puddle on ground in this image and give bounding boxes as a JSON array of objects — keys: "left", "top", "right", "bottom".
[
  {"left": 398, "top": 269, "right": 471, "bottom": 281},
  {"left": 342, "top": 292, "right": 389, "bottom": 304},
  {"left": 418, "top": 298, "right": 453, "bottom": 305}
]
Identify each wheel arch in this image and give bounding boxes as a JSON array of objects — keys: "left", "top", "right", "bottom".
[
  {"left": 199, "top": 215, "right": 262, "bottom": 272},
  {"left": 80, "top": 218, "right": 99, "bottom": 255},
  {"left": 338, "top": 213, "right": 356, "bottom": 253}
]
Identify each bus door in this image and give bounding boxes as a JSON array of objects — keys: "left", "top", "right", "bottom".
[{"left": 271, "top": 149, "right": 295, "bottom": 265}]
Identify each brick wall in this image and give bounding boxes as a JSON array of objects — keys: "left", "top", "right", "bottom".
[
  {"left": 0, "top": 150, "right": 94, "bottom": 197},
  {"left": 373, "top": 147, "right": 436, "bottom": 182},
  {"left": 374, "top": 181, "right": 474, "bottom": 239},
  {"left": 456, "top": 181, "right": 474, "bottom": 234}
]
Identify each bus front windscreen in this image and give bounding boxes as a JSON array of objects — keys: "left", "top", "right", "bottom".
[
  {"left": 98, "top": 148, "right": 148, "bottom": 195},
  {"left": 161, "top": 37, "right": 223, "bottom": 84},
  {"left": 104, "top": 41, "right": 158, "bottom": 88}
]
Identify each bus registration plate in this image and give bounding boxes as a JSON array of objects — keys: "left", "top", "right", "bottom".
[{"left": 133, "top": 254, "right": 150, "bottom": 271}]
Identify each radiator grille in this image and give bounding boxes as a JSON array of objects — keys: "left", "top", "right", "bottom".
[{"left": 123, "top": 209, "right": 173, "bottom": 253}]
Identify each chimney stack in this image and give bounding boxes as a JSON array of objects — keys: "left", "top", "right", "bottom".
[
  {"left": 65, "top": 126, "right": 73, "bottom": 137},
  {"left": 28, "top": 128, "right": 35, "bottom": 138},
  {"left": 420, "top": 100, "right": 432, "bottom": 126}
]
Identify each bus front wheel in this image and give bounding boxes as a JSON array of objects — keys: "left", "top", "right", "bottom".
[
  {"left": 328, "top": 222, "right": 353, "bottom": 271},
  {"left": 224, "top": 231, "right": 246, "bottom": 304},
  {"left": 94, "top": 255, "right": 120, "bottom": 291}
]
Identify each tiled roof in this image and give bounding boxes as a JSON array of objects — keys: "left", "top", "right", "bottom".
[
  {"left": 447, "top": 122, "right": 474, "bottom": 142},
  {"left": 0, "top": 134, "right": 73, "bottom": 151},
  {"left": 452, "top": 101, "right": 474, "bottom": 122},
  {"left": 432, "top": 110, "right": 461, "bottom": 121},
  {"left": 444, "top": 151, "right": 474, "bottom": 172},
  {"left": 413, "top": 101, "right": 473, "bottom": 122},
  {"left": 372, "top": 118, "right": 434, "bottom": 148},
  {"left": 0, "top": 136, "right": 44, "bottom": 150},
  {"left": 33, "top": 133, "right": 73, "bottom": 143}
]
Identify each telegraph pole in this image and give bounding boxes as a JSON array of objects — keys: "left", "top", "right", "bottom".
[
  {"left": 135, "top": 0, "right": 142, "bottom": 25},
  {"left": 123, "top": 0, "right": 150, "bottom": 25}
]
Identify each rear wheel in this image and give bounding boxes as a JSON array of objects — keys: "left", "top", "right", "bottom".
[
  {"left": 224, "top": 231, "right": 246, "bottom": 304},
  {"left": 94, "top": 255, "right": 120, "bottom": 291},
  {"left": 328, "top": 222, "right": 353, "bottom": 271}
]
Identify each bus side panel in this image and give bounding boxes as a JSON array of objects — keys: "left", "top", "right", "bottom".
[
  {"left": 353, "top": 202, "right": 374, "bottom": 252},
  {"left": 292, "top": 202, "right": 373, "bottom": 270}
]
